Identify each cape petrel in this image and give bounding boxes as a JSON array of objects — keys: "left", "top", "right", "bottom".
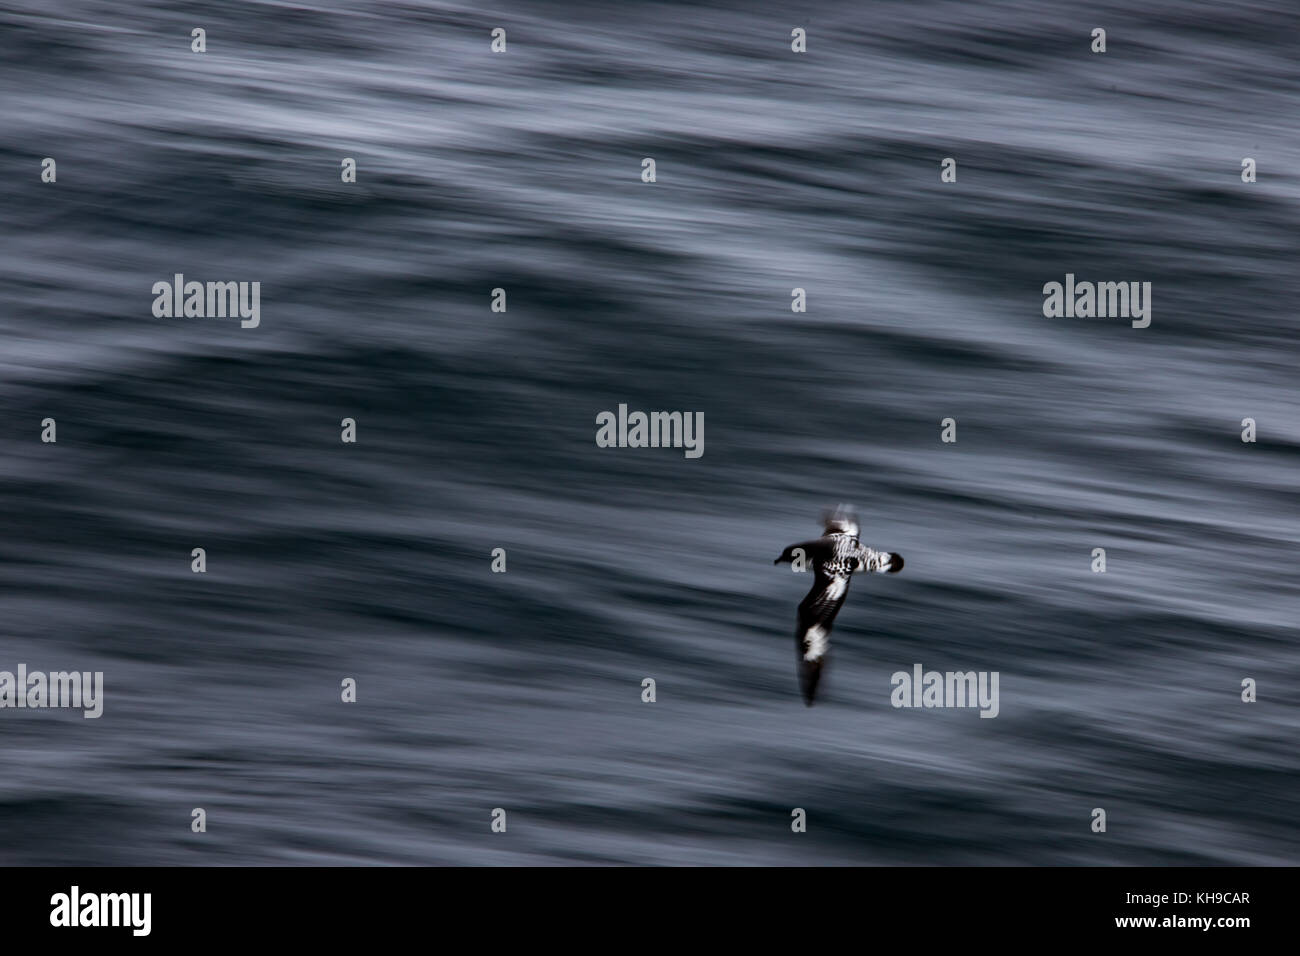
[{"left": 773, "top": 510, "right": 903, "bottom": 706}]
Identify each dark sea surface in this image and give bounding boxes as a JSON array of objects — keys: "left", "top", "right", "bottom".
[{"left": 0, "top": 0, "right": 1297, "bottom": 865}]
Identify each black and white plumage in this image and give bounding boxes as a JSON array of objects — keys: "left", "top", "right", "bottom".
[{"left": 773, "top": 512, "right": 903, "bottom": 706}]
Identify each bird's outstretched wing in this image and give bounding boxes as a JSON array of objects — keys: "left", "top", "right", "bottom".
[
  {"left": 794, "top": 570, "right": 851, "bottom": 706},
  {"left": 852, "top": 548, "right": 904, "bottom": 574}
]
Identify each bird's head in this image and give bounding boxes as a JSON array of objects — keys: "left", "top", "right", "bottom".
[{"left": 822, "top": 505, "right": 859, "bottom": 539}]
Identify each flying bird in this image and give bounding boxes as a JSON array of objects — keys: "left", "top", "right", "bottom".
[{"left": 773, "top": 509, "right": 903, "bottom": 706}]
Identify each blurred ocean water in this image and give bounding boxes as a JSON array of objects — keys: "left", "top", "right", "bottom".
[{"left": 0, "top": 0, "right": 1297, "bottom": 865}]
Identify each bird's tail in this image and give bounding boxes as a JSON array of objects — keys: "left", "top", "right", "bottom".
[{"left": 797, "top": 646, "right": 824, "bottom": 706}]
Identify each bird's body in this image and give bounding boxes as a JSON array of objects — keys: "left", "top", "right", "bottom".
[{"left": 774, "top": 513, "right": 903, "bottom": 705}]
